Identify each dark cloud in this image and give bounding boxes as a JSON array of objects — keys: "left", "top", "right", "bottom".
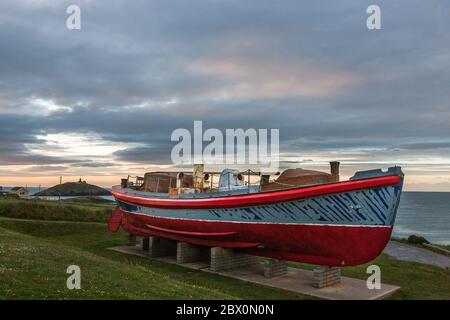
[
  {"left": 0, "top": 0, "right": 449, "bottom": 186},
  {"left": 390, "top": 142, "right": 450, "bottom": 151},
  {"left": 113, "top": 145, "right": 173, "bottom": 164},
  {"left": 22, "top": 165, "right": 69, "bottom": 172},
  {"left": 0, "top": 153, "right": 79, "bottom": 166},
  {"left": 71, "top": 161, "right": 116, "bottom": 168}
]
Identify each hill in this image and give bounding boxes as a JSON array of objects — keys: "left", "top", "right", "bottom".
[{"left": 34, "top": 181, "right": 111, "bottom": 197}]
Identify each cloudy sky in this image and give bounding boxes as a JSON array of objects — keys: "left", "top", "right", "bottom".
[{"left": 0, "top": 0, "right": 449, "bottom": 190}]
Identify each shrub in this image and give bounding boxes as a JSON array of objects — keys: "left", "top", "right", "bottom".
[{"left": 407, "top": 234, "right": 430, "bottom": 245}]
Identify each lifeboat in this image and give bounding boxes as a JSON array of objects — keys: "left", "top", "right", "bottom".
[{"left": 109, "top": 162, "right": 404, "bottom": 266}]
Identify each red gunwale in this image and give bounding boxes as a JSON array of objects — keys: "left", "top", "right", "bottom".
[{"left": 112, "top": 175, "right": 401, "bottom": 210}]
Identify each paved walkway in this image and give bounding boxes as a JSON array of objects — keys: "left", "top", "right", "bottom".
[{"left": 384, "top": 241, "right": 450, "bottom": 269}]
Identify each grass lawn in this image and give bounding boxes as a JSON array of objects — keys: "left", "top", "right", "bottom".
[
  {"left": 0, "top": 197, "right": 112, "bottom": 223},
  {"left": 290, "top": 255, "right": 450, "bottom": 300},
  {"left": 0, "top": 218, "right": 304, "bottom": 299},
  {"left": 0, "top": 198, "right": 449, "bottom": 300}
]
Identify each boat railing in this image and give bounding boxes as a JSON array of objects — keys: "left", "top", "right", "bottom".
[
  {"left": 121, "top": 170, "right": 270, "bottom": 194},
  {"left": 119, "top": 170, "right": 337, "bottom": 195}
]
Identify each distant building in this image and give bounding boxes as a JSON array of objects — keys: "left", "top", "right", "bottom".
[{"left": 10, "top": 187, "right": 29, "bottom": 199}]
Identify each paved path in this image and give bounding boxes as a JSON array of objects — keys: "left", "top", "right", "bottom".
[{"left": 384, "top": 241, "right": 450, "bottom": 269}]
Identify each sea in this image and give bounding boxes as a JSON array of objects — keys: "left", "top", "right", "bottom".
[
  {"left": 393, "top": 192, "right": 450, "bottom": 245},
  {"left": 2, "top": 187, "right": 449, "bottom": 245}
]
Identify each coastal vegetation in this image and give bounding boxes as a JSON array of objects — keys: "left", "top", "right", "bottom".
[
  {"left": 61, "top": 196, "right": 115, "bottom": 204},
  {"left": 0, "top": 197, "right": 112, "bottom": 223},
  {"left": 406, "top": 235, "right": 430, "bottom": 245},
  {"left": 0, "top": 198, "right": 449, "bottom": 300}
]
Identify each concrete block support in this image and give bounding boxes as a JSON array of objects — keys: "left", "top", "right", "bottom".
[
  {"left": 176, "top": 242, "right": 210, "bottom": 264},
  {"left": 141, "top": 237, "right": 150, "bottom": 251},
  {"left": 263, "top": 259, "right": 288, "bottom": 278},
  {"left": 127, "top": 234, "right": 137, "bottom": 246},
  {"left": 210, "top": 247, "right": 259, "bottom": 272},
  {"left": 148, "top": 236, "right": 177, "bottom": 257},
  {"left": 313, "top": 266, "right": 341, "bottom": 288}
]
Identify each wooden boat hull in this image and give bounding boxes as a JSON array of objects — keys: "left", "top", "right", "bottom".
[{"left": 110, "top": 170, "right": 403, "bottom": 266}]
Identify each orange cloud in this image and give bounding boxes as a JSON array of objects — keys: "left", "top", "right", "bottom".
[{"left": 189, "top": 57, "right": 361, "bottom": 98}]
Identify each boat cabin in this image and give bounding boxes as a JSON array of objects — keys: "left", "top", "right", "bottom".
[{"left": 121, "top": 162, "right": 340, "bottom": 197}]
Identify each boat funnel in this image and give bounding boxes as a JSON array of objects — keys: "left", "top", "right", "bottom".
[{"left": 330, "top": 161, "right": 340, "bottom": 182}]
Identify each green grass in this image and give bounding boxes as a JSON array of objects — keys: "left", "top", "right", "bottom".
[
  {"left": 61, "top": 196, "right": 115, "bottom": 205},
  {"left": 0, "top": 199, "right": 449, "bottom": 300},
  {"left": 0, "top": 198, "right": 112, "bottom": 223},
  {"left": 342, "top": 258, "right": 450, "bottom": 300},
  {"left": 291, "top": 255, "right": 450, "bottom": 300},
  {"left": 0, "top": 219, "right": 303, "bottom": 300}
]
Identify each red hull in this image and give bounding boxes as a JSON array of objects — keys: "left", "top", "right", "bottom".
[{"left": 117, "top": 209, "right": 393, "bottom": 266}]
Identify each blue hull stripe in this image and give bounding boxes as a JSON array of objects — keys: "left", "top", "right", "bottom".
[{"left": 118, "top": 184, "right": 402, "bottom": 227}]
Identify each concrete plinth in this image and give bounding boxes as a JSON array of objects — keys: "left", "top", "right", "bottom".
[
  {"left": 108, "top": 245, "right": 400, "bottom": 300},
  {"left": 313, "top": 266, "right": 341, "bottom": 288},
  {"left": 210, "top": 247, "right": 259, "bottom": 272},
  {"left": 148, "top": 236, "right": 177, "bottom": 257},
  {"left": 127, "top": 234, "right": 137, "bottom": 246},
  {"left": 263, "top": 259, "right": 288, "bottom": 278},
  {"left": 141, "top": 237, "right": 149, "bottom": 251},
  {"left": 177, "top": 242, "right": 210, "bottom": 264}
]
